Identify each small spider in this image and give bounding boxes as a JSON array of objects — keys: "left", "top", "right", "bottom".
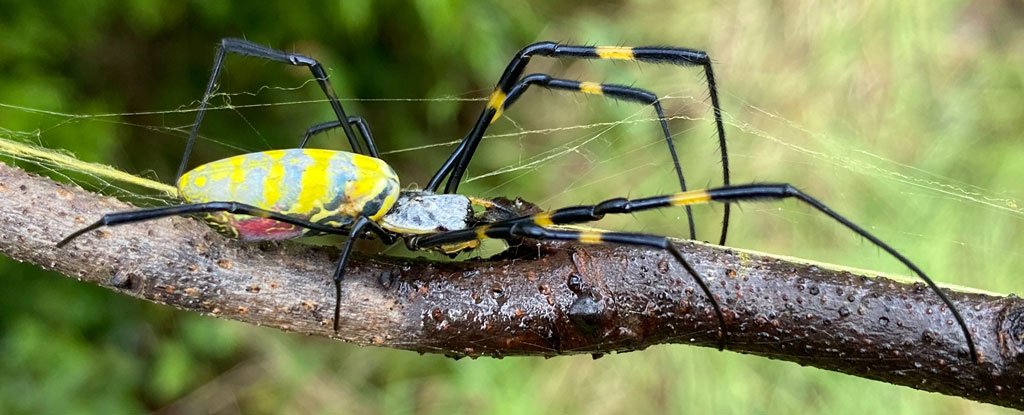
[{"left": 57, "top": 38, "right": 976, "bottom": 359}]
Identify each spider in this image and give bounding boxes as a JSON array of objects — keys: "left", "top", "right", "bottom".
[{"left": 57, "top": 38, "right": 976, "bottom": 359}]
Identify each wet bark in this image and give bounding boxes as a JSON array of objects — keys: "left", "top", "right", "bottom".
[{"left": 0, "top": 163, "right": 1021, "bottom": 409}]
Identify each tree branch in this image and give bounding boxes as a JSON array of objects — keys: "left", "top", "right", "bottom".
[{"left": 0, "top": 163, "right": 1021, "bottom": 408}]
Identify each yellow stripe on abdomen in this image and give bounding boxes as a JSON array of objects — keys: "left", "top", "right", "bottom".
[
  {"left": 261, "top": 150, "right": 287, "bottom": 210},
  {"left": 295, "top": 150, "right": 333, "bottom": 215}
]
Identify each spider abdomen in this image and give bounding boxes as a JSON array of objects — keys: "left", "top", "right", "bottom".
[{"left": 176, "top": 148, "right": 399, "bottom": 240}]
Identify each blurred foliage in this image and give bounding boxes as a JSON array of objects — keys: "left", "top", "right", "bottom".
[{"left": 1, "top": 0, "right": 1023, "bottom": 413}]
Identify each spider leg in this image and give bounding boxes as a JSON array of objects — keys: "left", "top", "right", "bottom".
[
  {"left": 412, "top": 183, "right": 979, "bottom": 361},
  {"left": 428, "top": 42, "right": 730, "bottom": 244},
  {"left": 56, "top": 201, "right": 354, "bottom": 248},
  {"left": 298, "top": 117, "right": 376, "bottom": 149},
  {"left": 409, "top": 226, "right": 728, "bottom": 351},
  {"left": 429, "top": 73, "right": 698, "bottom": 239},
  {"left": 178, "top": 38, "right": 377, "bottom": 180},
  {"left": 332, "top": 216, "right": 372, "bottom": 331},
  {"left": 512, "top": 223, "right": 728, "bottom": 350},
  {"left": 58, "top": 204, "right": 400, "bottom": 332},
  {"left": 701, "top": 184, "right": 978, "bottom": 361}
]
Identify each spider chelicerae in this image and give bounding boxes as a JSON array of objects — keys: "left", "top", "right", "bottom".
[{"left": 56, "top": 38, "right": 976, "bottom": 360}]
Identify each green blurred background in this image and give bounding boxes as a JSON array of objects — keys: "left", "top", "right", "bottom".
[{"left": 1, "top": 0, "right": 1022, "bottom": 413}]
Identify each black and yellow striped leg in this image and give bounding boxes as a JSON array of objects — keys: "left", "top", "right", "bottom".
[
  {"left": 426, "top": 42, "right": 731, "bottom": 244},
  {"left": 412, "top": 183, "right": 978, "bottom": 360},
  {"left": 56, "top": 201, "right": 359, "bottom": 247},
  {"left": 298, "top": 117, "right": 377, "bottom": 151},
  {"left": 501, "top": 73, "right": 698, "bottom": 239},
  {"left": 511, "top": 223, "right": 728, "bottom": 349},
  {"left": 634, "top": 183, "right": 979, "bottom": 361},
  {"left": 177, "top": 38, "right": 377, "bottom": 180},
  {"left": 702, "top": 184, "right": 977, "bottom": 361},
  {"left": 566, "top": 183, "right": 975, "bottom": 360},
  {"left": 410, "top": 221, "right": 728, "bottom": 349}
]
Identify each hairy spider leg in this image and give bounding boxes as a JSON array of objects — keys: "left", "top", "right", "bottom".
[
  {"left": 298, "top": 117, "right": 376, "bottom": 149},
  {"left": 410, "top": 184, "right": 979, "bottom": 361},
  {"left": 177, "top": 38, "right": 378, "bottom": 180},
  {"left": 410, "top": 211, "right": 728, "bottom": 351},
  {"left": 499, "top": 74, "right": 697, "bottom": 239},
  {"left": 56, "top": 202, "right": 355, "bottom": 247},
  {"left": 707, "top": 185, "right": 978, "bottom": 362},
  {"left": 331, "top": 216, "right": 397, "bottom": 330},
  {"left": 56, "top": 201, "right": 399, "bottom": 331},
  {"left": 426, "top": 42, "right": 731, "bottom": 244}
]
